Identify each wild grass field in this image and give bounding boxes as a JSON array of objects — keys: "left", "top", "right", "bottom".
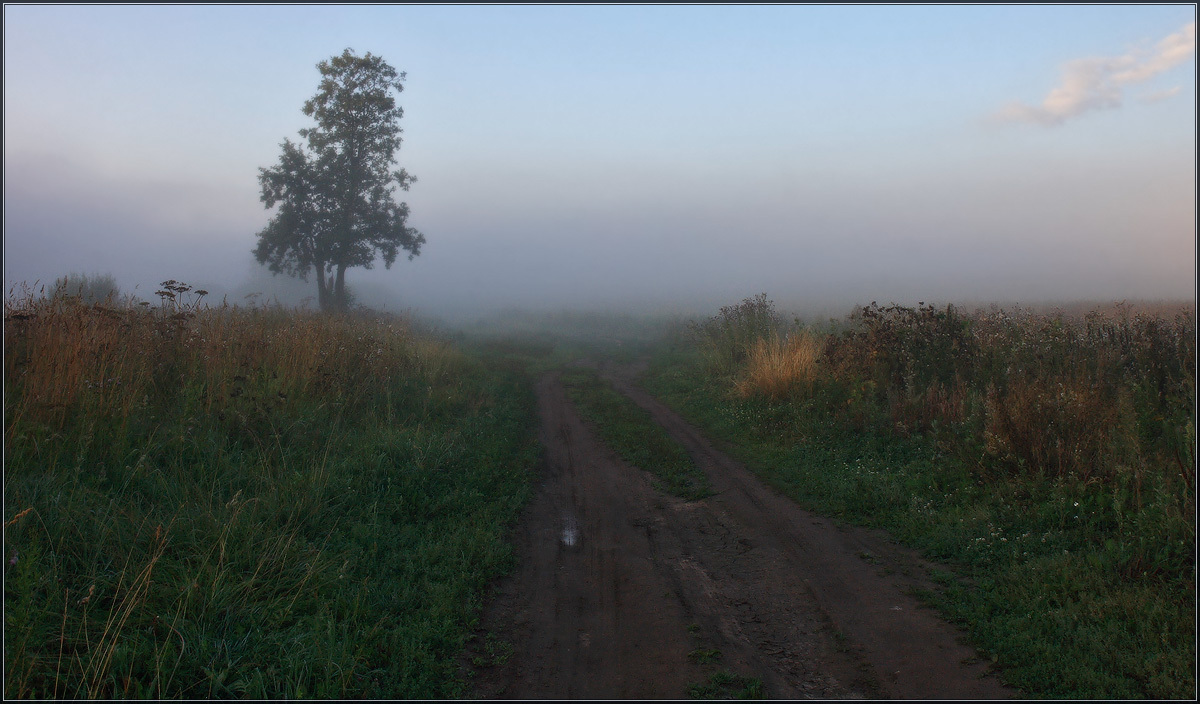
[
  {"left": 645, "top": 294, "right": 1195, "bottom": 699},
  {"left": 3, "top": 284, "right": 540, "bottom": 698},
  {"left": 5, "top": 284, "right": 1194, "bottom": 699}
]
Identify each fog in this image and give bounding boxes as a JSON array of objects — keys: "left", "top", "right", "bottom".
[
  {"left": 4, "top": 6, "right": 1195, "bottom": 325},
  {"left": 5, "top": 145, "right": 1193, "bottom": 324}
]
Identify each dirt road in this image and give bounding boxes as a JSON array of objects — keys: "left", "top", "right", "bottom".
[{"left": 466, "top": 363, "right": 1014, "bottom": 699}]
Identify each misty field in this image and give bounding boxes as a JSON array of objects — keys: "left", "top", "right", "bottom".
[
  {"left": 3, "top": 288, "right": 539, "bottom": 698},
  {"left": 647, "top": 295, "right": 1195, "bottom": 698},
  {"left": 3, "top": 284, "right": 1195, "bottom": 699}
]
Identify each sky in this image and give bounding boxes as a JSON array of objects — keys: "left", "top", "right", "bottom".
[{"left": 4, "top": 4, "right": 1196, "bottom": 319}]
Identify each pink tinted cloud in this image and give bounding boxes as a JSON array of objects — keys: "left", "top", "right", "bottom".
[{"left": 994, "top": 22, "right": 1195, "bottom": 126}]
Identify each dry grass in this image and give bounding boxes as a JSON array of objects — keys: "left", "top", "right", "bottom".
[
  {"left": 4, "top": 286, "right": 459, "bottom": 434},
  {"left": 735, "top": 331, "right": 823, "bottom": 400}
]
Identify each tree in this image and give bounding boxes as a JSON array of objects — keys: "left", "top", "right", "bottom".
[{"left": 254, "top": 49, "right": 424, "bottom": 312}]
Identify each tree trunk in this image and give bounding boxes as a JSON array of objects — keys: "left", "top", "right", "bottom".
[
  {"left": 316, "top": 262, "right": 331, "bottom": 312},
  {"left": 333, "top": 263, "right": 348, "bottom": 312}
]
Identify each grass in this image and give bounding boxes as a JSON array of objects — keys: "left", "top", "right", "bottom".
[
  {"left": 645, "top": 297, "right": 1195, "bottom": 699},
  {"left": 735, "top": 331, "right": 821, "bottom": 401},
  {"left": 559, "top": 366, "right": 710, "bottom": 501},
  {"left": 468, "top": 632, "right": 514, "bottom": 668},
  {"left": 4, "top": 287, "right": 540, "bottom": 698},
  {"left": 687, "top": 670, "right": 766, "bottom": 699}
]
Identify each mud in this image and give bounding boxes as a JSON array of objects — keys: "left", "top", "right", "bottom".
[{"left": 465, "top": 363, "right": 1014, "bottom": 699}]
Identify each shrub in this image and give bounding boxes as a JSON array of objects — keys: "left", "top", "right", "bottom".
[
  {"left": 688, "top": 293, "right": 780, "bottom": 375},
  {"left": 705, "top": 297, "right": 1193, "bottom": 500},
  {"left": 982, "top": 376, "right": 1135, "bottom": 483},
  {"left": 825, "top": 302, "right": 976, "bottom": 393}
]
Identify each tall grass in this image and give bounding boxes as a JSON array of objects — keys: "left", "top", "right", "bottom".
[
  {"left": 735, "top": 332, "right": 822, "bottom": 401},
  {"left": 4, "top": 283, "right": 538, "bottom": 698}
]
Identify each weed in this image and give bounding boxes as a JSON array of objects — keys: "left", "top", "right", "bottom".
[
  {"left": 687, "top": 670, "right": 766, "bottom": 699},
  {"left": 470, "top": 633, "right": 514, "bottom": 668},
  {"left": 689, "top": 293, "right": 780, "bottom": 376}
]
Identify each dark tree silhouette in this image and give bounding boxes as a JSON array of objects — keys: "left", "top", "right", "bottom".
[{"left": 254, "top": 49, "right": 424, "bottom": 312}]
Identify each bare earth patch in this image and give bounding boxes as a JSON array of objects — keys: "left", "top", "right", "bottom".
[{"left": 465, "top": 363, "right": 1014, "bottom": 699}]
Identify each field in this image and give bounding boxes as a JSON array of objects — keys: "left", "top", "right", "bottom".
[
  {"left": 4, "top": 288, "right": 539, "bottom": 698},
  {"left": 4, "top": 288, "right": 1195, "bottom": 699}
]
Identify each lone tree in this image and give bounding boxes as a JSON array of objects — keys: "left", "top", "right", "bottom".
[{"left": 254, "top": 49, "right": 424, "bottom": 312}]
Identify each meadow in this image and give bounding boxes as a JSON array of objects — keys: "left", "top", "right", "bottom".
[
  {"left": 645, "top": 294, "right": 1195, "bottom": 698},
  {"left": 3, "top": 284, "right": 540, "bottom": 698},
  {"left": 4, "top": 283, "right": 1194, "bottom": 699}
]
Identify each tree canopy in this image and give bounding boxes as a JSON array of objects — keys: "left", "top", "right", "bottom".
[{"left": 254, "top": 49, "right": 424, "bottom": 312}]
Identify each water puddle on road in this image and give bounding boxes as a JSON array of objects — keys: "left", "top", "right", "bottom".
[{"left": 561, "top": 513, "right": 581, "bottom": 549}]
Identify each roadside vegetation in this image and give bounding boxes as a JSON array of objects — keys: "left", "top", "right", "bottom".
[
  {"left": 687, "top": 670, "right": 766, "bottom": 700},
  {"left": 3, "top": 283, "right": 540, "bottom": 698},
  {"left": 646, "top": 294, "right": 1195, "bottom": 699}
]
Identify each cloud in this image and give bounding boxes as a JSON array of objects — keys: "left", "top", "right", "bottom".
[
  {"left": 1112, "top": 22, "right": 1196, "bottom": 84},
  {"left": 1142, "top": 85, "right": 1182, "bottom": 104},
  {"left": 994, "top": 22, "right": 1195, "bottom": 126}
]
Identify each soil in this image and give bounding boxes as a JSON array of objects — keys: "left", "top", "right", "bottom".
[{"left": 463, "top": 361, "right": 1015, "bottom": 699}]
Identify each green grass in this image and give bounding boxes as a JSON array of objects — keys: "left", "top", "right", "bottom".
[
  {"left": 687, "top": 670, "right": 766, "bottom": 699},
  {"left": 560, "top": 367, "right": 710, "bottom": 501},
  {"left": 468, "top": 632, "right": 514, "bottom": 668},
  {"left": 643, "top": 345, "right": 1195, "bottom": 700},
  {"left": 4, "top": 298, "right": 540, "bottom": 698}
]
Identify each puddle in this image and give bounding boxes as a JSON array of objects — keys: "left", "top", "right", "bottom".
[{"left": 561, "top": 513, "right": 581, "bottom": 548}]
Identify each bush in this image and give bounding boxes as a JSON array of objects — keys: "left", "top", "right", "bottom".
[
  {"left": 983, "top": 376, "right": 1135, "bottom": 483},
  {"left": 688, "top": 293, "right": 780, "bottom": 375}
]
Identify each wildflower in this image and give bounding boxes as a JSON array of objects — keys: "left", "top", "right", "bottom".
[{"left": 8, "top": 550, "right": 17, "bottom": 566}]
